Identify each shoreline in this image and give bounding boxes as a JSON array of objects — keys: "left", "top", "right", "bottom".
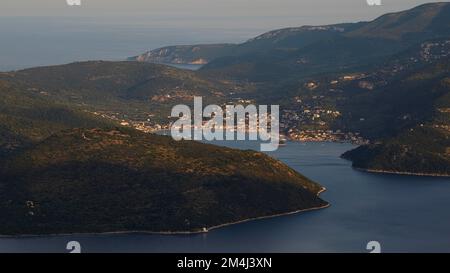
[
  {"left": 354, "top": 167, "right": 450, "bottom": 178},
  {"left": 0, "top": 188, "right": 329, "bottom": 239},
  {"left": 288, "top": 138, "right": 367, "bottom": 146}
]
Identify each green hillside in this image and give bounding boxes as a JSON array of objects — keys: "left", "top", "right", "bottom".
[
  {"left": 0, "top": 61, "right": 229, "bottom": 125},
  {"left": 0, "top": 128, "right": 327, "bottom": 235},
  {"left": 341, "top": 64, "right": 450, "bottom": 176},
  {"left": 0, "top": 79, "right": 113, "bottom": 157},
  {"left": 342, "top": 125, "right": 450, "bottom": 176}
]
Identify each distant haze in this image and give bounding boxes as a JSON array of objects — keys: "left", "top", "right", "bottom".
[{"left": 0, "top": 0, "right": 445, "bottom": 70}]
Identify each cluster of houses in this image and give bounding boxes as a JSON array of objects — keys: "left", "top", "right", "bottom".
[{"left": 288, "top": 129, "right": 368, "bottom": 144}]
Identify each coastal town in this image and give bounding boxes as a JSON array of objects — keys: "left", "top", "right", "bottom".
[{"left": 87, "top": 100, "right": 369, "bottom": 145}]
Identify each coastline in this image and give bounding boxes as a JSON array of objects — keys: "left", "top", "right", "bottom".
[
  {"left": 0, "top": 188, "right": 329, "bottom": 238},
  {"left": 354, "top": 167, "right": 450, "bottom": 178}
]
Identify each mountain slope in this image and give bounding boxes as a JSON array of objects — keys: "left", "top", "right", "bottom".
[
  {"left": 201, "top": 2, "right": 450, "bottom": 81},
  {"left": 342, "top": 125, "right": 450, "bottom": 176},
  {"left": 0, "top": 128, "right": 327, "bottom": 235},
  {"left": 130, "top": 24, "right": 359, "bottom": 65},
  {"left": 0, "top": 79, "right": 113, "bottom": 157},
  {"left": 340, "top": 60, "right": 450, "bottom": 176},
  {"left": 0, "top": 61, "right": 230, "bottom": 126},
  {"left": 130, "top": 3, "right": 450, "bottom": 83},
  {"left": 2, "top": 61, "right": 225, "bottom": 101},
  {"left": 346, "top": 2, "right": 450, "bottom": 40}
]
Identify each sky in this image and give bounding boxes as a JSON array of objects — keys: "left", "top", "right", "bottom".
[
  {"left": 1, "top": 0, "right": 446, "bottom": 27},
  {"left": 0, "top": 0, "right": 446, "bottom": 70}
]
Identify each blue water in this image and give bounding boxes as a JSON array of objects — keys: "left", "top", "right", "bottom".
[
  {"left": 164, "top": 63, "right": 203, "bottom": 71},
  {"left": 0, "top": 16, "right": 259, "bottom": 72},
  {"left": 1, "top": 141, "right": 449, "bottom": 253}
]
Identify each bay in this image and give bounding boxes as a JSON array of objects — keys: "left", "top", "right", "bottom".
[{"left": 1, "top": 141, "right": 449, "bottom": 253}]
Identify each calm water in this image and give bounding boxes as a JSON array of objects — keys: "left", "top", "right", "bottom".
[
  {"left": 0, "top": 17, "right": 259, "bottom": 72},
  {"left": 164, "top": 63, "right": 203, "bottom": 71},
  {"left": 1, "top": 141, "right": 449, "bottom": 253}
]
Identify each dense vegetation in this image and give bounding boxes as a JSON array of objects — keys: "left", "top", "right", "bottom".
[
  {"left": 0, "top": 128, "right": 326, "bottom": 235},
  {"left": 0, "top": 79, "right": 112, "bottom": 157},
  {"left": 0, "top": 61, "right": 229, "bottom": 125},
  {"left": 334, "top": 59, "right": 450, "bottom": 139},
  {"left": 342, "top": 71, "right": 450, "bottom": 176},
  {"left": 342, "top": 126, "right": 450, "bottom": 175}
]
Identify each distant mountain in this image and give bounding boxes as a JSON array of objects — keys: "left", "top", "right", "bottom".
[
  {"left": 129, "top": 23, "right": 359, "bottom": 65},
  {"left": 345, "top": 2, "right": 450, "bottom": 40},
  {"left": 0, "top": 128, "right": 327, "bottom": 235},
  {"left": 130, "top": 2, "right": 450, "bottom": 82},
  {"left": 202, "top": 3, "right": 450, "bottom": 81},
  {"left": 129, "top": 24, "right": 362, "bottom": 67}
]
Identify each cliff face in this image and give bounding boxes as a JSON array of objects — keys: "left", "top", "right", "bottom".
[{"left": 129, "top": 44, "right": 236, "bottom": 65}]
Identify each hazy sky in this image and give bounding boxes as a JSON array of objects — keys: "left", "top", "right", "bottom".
[
  {"left": 0, "top": 0, "right": 446, "bottom": 70},
  {"left": 1, "top": 0, "right": 446, "bottom": 28}
]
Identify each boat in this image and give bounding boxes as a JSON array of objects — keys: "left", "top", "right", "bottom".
[{"left": 279, "top": 135, "right": 288, "bottom": 147}]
